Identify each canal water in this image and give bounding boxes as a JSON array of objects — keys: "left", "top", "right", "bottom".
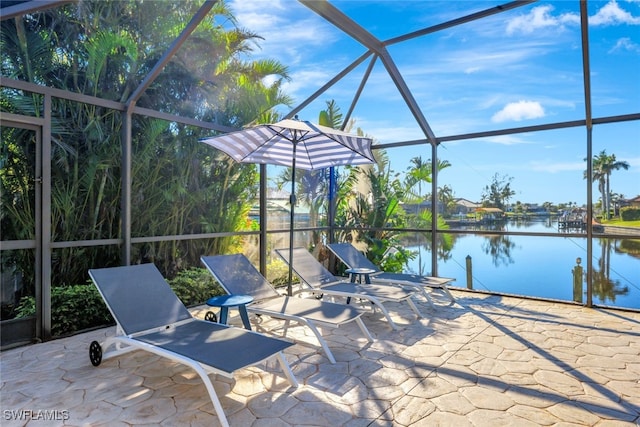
[{"left": 403, "top": 219, "right": 640, "bottom": 310}]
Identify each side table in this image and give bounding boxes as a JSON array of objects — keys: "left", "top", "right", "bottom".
[
  {"left": 345, "top": 267, "right": 376, "bottom": 284},
  {"left": 205, "top": 294, "right": 254, "bottom": 330},
  {"left": 344, "top": 268, "right": 376, "bottom": 305}
]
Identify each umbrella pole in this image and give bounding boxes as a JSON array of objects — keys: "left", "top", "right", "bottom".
[{"left": 287, "top": 142, "right": 297, "bottom": 296}]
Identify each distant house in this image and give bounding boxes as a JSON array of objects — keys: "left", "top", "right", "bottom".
[
  {"left": 402, "top": 200, "right": 426, "bottom": 215},
  {"left": 620, "top": 195, "right": 640, "bottom": 208},
  {"left": 525, "top": 203, "right": 542, "bottom": 213},
  {"left": 475, "top": 207, "right": 504, "bottom": 221},
  {"left": 615, "top": 195, "right": 640, "bottom": 216},
  {"left": 401, "top": 199, "right": 446, "bottom": 215},
  {"left": 454, "top": 198, "right": 481, "bottom": 215},
  {"left": 249, "top": 188, "right": 310, "bottom": 218}
]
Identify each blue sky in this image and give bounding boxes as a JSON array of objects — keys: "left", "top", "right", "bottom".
[{"left": 227, "top": 1, "right": 639, "bottom": 205}]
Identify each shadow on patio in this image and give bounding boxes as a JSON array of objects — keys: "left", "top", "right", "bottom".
[{"left": 1, "top": 290, "right": 639, "bottom": 426}]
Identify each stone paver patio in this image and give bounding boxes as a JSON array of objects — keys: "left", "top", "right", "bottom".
[{"left": 1, "top": 290, "right": 639, "bottom": 426}]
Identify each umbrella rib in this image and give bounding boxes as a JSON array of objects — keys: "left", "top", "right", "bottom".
[
  {"left": 299, "top": 142, "right": 315, "bottom": 169},
  {"left": 322, "top": 133, "right": 375, "bottom": 160},
  {"left": 236, "top": 132, "right": 281, "bottom": 163},
  {"left": 303, "top": 121, "right": 376, "bottom": 163},
  {"left": 264, "top": 125, "right": 315, "bottom": 169},
  {"left": 267, "top": 124, "right": 310, "bottom": 144}
]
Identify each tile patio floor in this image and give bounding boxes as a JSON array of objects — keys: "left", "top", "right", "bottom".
[{"left": 1, "top": 290, "right": 639, "bottom": 426}]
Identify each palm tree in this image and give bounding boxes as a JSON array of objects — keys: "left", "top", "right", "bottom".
[
  {"left": 2, "top": 1, "right": 293, "bottom": 282},
  {"left": 319, "top": 99, "right": 355, "bottom": 131},
  {"left": 405, "top": 157, "right": 451, "bottom": 205},
  {"left": 586, "top": 151, "right": 630, "bottom": 220},
  {"left": 404, "top": 157, "right": 431, "bottom": 201},
  {"left": 438, "top": 184, "right": 455, "bottom": 218},
  {"left": 609, "top": 192, "right": 625, "bottom": 217}
]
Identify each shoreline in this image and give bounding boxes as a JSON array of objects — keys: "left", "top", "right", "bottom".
[{"left": 600, "top": 225, "right": 640, "bottom": 237}]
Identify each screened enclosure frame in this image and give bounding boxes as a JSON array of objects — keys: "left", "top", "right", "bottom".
[{"left": 1, "top": 0, "right": 639, "bottom": 342}]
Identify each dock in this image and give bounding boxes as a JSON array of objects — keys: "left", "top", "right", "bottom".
[{"left": 558, "top": 214, "right": 586, "bottom": 230}]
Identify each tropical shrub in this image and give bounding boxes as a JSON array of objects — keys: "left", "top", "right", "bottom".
[
  {"left": 15, "top": 285, "right": 112, "bottom": 337},
  {"left": 168, "top": 267, "right": 225, "bottom": 307},
  {"left": 620, "top": 207, "right": 640, "bottom": 221},
  {"left": 335, "top": 150, "right": 410, "bottom": 272},
  {"left": 14, "top": 267, "right": 225, "bottom": 336},
  {"left": 1, "top": 1, "right": 292, "bottom": 292}
]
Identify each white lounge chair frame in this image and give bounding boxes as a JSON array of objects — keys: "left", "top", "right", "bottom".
[
  {"left": 327, "top": 242, "right": 456, "bottom": 308},
  {"left": 275, "top": 248, "right": 424, "bottom": 330},
  {"left": 88, "top": 263, "right": 297, "bottom": 427},
  {"left": 201, "top": 254, "right": 374, "bottom": 364}
]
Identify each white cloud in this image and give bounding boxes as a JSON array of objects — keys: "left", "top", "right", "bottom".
[
  {"left": 609, "top": 37, "right": 640, "bottom": 53},
  {"left": 530, "top": 160, "right": 585, "bottom": 173},
  {"left": 590, "top": 0, "right": 640, "bottom": 25},
  {"left": 505, "top": 1, "right": 640, "bottom": 34},
  {"left": 455, "top": 46, "right": 548, "bottom": 69},
  {"left": 228, "top": 0, "right": 337, "bottom": 66},
  {"left": 483, "top": 135, "right": 531, "bottom": 145},
  {"left": 359, "top": 123, "right": 425, "bottom": 144},
  {"left": 506, "top": 5, "right": 579, "bottom": 35},
  {"left": 282, "top": 69, "right": 332, "bottom": 97},
  {"left": 491, "top": 101, "right": 546, "bottom": 123}
]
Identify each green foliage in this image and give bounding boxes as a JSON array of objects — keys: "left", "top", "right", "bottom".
[
  {"left": 168, "top": 267, "right": 225, "bottom": 307},
  {"left": 404, "top": 157, "right": 451, "bottom": 202},
  {"left": 318, "top": 100, "right": 349, "bottom": 130},
  {"left": 585, "top": 150, "right": 630, "bottom": 220},
  {"left": 130, "top": 118, "right": 260, "bottom": 276},
  {"left": 369, "top": 243, "right": 415, "bottom": 272},
  {"left": 332, "top": 146, "right": 456, "bottom": 274},
  {"left": 13, "top": 267, "right": 225, "bottom": 336},
  {"left": 481, "top": 173, "right": 515, "bottom": 210},
  {"left": 1, "top": 1, "right": 291, "bottom": 285},
  {"left": 621, "top": 207, "right": 640, "bottom": 221},
  {"left": 619, "top": 239, "right": 640, "bottom": 256},
  {"left": 335, "top": 150, "right": 410, "bottom": 272},
  {"left": 15, "top": 285, "right": 113, "bottom": 337},
  {"left": 267, "top": 258, "right": 298, "bottom": 290}
]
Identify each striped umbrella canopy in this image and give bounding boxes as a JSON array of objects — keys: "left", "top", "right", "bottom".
[
  {"left": 200, "top": 119, "right": 375, "bottom": 170},
  {"left": 200, "top": 118, "right": 375, "bottom": 295}
]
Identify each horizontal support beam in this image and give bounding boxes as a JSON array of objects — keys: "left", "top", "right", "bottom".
[{"left": 375, "top": 113, "right": 640, "bottom": 149}]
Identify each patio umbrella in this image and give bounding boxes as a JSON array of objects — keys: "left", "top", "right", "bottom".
[{"left": 200, "top": 118, "right": 375, "bottom": 296}]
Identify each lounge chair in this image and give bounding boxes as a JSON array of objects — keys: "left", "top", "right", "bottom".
[
  {"left": 327, "top": 242, "right": 456, "bottom": 308},
  {"left": 201, "top": 254, "right": 374, "bottom": 364},
  {"left": 274, "top": 248, "right": 423, "bottom": 330},
  {"left": 88, "top": 263, "right": 297, "bottom": 427}
]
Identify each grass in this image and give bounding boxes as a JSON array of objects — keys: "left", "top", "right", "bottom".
[{"left": 599, "top": 219, "right": 640, "bottom": 227}]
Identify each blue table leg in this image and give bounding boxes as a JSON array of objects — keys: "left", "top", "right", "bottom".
[
  {"left": 346, "top": 274, "right": 353, "bottom": 304},
  {"left": 238, "top": 305, "right": 252, "bottom": 330},
  {"left": 347, "top": 273, "right": 356, "bottom": 304},
  {"left": 219, "top": 307, "right": 229, "bottom": 325}
]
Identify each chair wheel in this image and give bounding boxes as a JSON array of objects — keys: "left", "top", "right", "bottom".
[
  {"left": 204, "top": 311, "right": 217, "bottom": 323},
  {"left": 89, "top": 341, "right": 102, "bottom": 366}
]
